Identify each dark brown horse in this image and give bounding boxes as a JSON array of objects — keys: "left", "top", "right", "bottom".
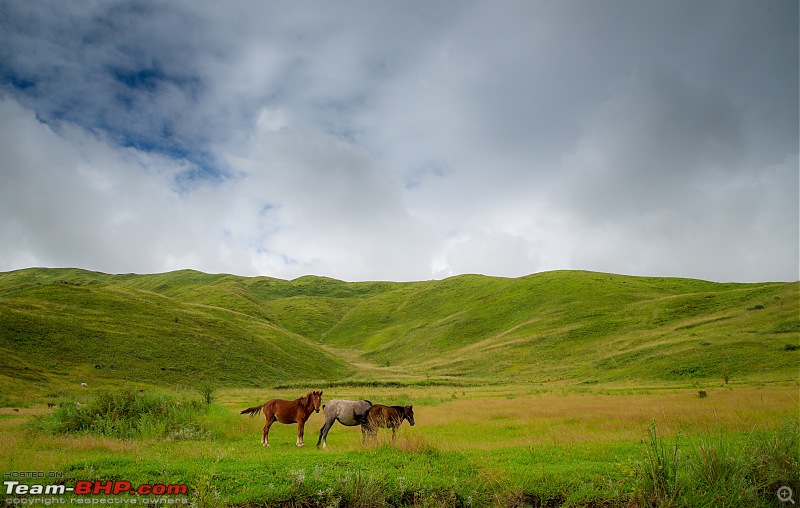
[
  {"left": 240, "top": 391, "right": 322, "bottom": 447},
  {"left": 364, "top": 404, "right": 415, "bottom": 444}
]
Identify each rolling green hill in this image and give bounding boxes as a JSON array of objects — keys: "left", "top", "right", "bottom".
[
  {"left": 321, "top": 271, "right": 799, "bottom": 383},
  {"left": 0, "top": 268, "right": 797, "bottom": 402},
  {"left": 0, "top": 269, "right": 358, "bottom": 400}
]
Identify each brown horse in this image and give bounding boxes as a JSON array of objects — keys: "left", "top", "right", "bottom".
[
  {"left": 364, "top": 404, "right": 415, "bottom": 444},
  {"left": 240, "top": 391, "right": 322, "bottom": 447}
]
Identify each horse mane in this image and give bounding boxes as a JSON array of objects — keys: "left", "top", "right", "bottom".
[{"left": 299, "top": 391, "right": 320, "bottom": 410}]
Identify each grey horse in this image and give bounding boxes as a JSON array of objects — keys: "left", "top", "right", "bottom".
[{"left": 316, "top": 399, "right": 373, "bottom": 449}]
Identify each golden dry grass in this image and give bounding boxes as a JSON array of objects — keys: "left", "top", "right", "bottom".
[
  {"left": 223, "top": 384, "right": 798, "bottom": 452},
  {"left": 3, "top": 385, "right": 796, "bottom": 457},
  {"left": 0, "top": 413, "right": 140, "bottom": 474},
  {"left": 0, "top": 382, "right": 795, "bottom": 508},
  {"left": 421, "top": 386, "right": 797, "bottom": 447}
]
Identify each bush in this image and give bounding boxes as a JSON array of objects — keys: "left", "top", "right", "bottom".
[
  {"left": 197, "top": 383, "right": 216, "bottom": 405},
  {"left": 32, "top": 389, "right": 211, "bottom": 440}
]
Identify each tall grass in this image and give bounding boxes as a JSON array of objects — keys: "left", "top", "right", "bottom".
[
  {"left": 636, "top": 419, "right": 800, "bottom": 507},
  {"left": 640, "top": 420, "right": 682, "bottom": 504},
  {"left": 31, "top": 389, "right": 211, "bottom": 440}
]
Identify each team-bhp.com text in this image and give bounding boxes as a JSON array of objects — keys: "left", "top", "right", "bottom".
[{"left": 4, "top": 481, "right": 188, "bottom": 505}]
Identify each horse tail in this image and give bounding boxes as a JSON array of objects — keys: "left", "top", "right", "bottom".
[{"left": 240, "top": 405, "right": 263, "bottom": 418}]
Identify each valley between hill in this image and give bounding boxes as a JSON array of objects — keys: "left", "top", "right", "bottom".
[{"left": 0, "top": 268, "right": 797, "bottom": 404}]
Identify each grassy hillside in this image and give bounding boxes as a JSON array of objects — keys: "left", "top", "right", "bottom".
[
  {"left": 322, "top": 271, "right": 799, "bottom": 383},
  {"left": 0, "top": 268, "right": 797, "bottom": 403},
  {"left": 0, "top": 269, "right": 356, "bottom": 402}
]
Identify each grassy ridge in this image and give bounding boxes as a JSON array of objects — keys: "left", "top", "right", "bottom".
[
  {"left": 0, "top": 269, "right": 356, "bottom": 402},
  {"left": 320, "top": 271, "right": 798, "bottom": 382},
  {"left": 0, "top": 268, "right": 797, "bottom": 402}
]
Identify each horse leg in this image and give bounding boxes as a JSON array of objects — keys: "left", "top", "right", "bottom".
[
  {"left": 364, "top": 422, "right": 377, "bottom": 443},
  {"left": 317, "top": 417, "right": 334, "bottom": 449},
  {"left": 296, "top": 418, "right": 306, "bottom": 447},
  {"left": 262, "top": 414, "right": 275, "bottom": 447},
  {"left": 391, "top": 424, "right": 397, "bottom": 444}
]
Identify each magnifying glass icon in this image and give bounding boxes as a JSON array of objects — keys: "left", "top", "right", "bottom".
[{"left": 778, "top": 486, "right": 795, "bottom": 504}]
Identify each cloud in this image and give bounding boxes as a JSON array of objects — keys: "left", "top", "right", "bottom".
[
  {"left": 0, "top": 1, "right": 797, "bottom": 282},
  {"left": 0, "top": 96, "right": 442, "bottom": 280},
  {"left": 559, "top": 69, "right": 746, "bottom": 219},
  {"left": 549, "top": 68, "right": 798, "bottom": 281},
  {"left": 226, "top": 107, "right": 443, "bottom": 280},
  {"left": 0, "top": 97, "right": 274, "bottom": 276}
]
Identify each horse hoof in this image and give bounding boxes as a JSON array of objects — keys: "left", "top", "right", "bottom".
[{"left": 297, "top": 443, "right": 305, "bottom": 447}]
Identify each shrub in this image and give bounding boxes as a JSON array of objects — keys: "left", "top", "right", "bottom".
[
  {"left": 32, "top": 389, "right": 210, "bottom": 440},
  {"left": 197, "top": 383, "right": 216, "bottom": 405}
]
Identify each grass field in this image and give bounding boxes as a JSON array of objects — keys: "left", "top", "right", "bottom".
[
  {"left": 1, "top": 383, "right": 797, "bottom": 507},
  {"left": 1, "top": 268, "right": 797, "bottom": 506}
]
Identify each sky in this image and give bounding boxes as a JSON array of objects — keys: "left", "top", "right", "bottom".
[{"left": 0, "top": 0, "right": 798, "bottom": 283}]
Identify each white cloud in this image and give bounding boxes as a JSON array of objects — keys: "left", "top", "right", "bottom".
[
  {"left": 0, "top": 97, "right": 228, "bottom": 274},
  {"left": 226, "top": 109, "right": 443, "bottom": 280}
]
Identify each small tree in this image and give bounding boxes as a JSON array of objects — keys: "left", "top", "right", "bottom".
[{"left": 197, "top": 383, "right": 216, "bottom": 405}]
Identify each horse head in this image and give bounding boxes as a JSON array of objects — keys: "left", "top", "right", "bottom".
[
  {"left": 310, "top": 390, "right": 323, "bottom": 413},
  {"left": 404, "top": 405, "right": 415, "bottom": 426}
]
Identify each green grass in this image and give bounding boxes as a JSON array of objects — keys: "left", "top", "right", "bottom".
[
  {"left": 0, "top": 269, "right": 361, "bottom": 403},
  {"left": 323, "top": 272, "right": 798, "bottom": 383},
  {"left": 29, "top": 388, "right": 211, "bottom": 440},
  {"left": 637, "top": 419, "right": 800, "bottom": 507},
  {"left": 1, "top": 268, "right": 797, "bottom": 401},
  {"left": 1, "top": 267, "right": 797, "bottom": 505},
  {"left": 2, "top": 385, "right": 797, "bottom": 507}
]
